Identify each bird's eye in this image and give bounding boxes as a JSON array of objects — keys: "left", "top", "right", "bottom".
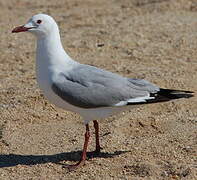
[{"left": 37, "top": 20, "right": 42, "bottom": 24}]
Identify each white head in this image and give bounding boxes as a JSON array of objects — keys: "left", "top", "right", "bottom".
[{"left": 12, "top": 14, "right": 59, "bottom": 38}]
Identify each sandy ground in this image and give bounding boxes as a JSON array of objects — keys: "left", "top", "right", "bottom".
[{"left": 0, "top": 0, "right": 197, "bottom": 179}]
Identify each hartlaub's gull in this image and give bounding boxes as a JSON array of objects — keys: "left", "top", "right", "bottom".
[{"left": 12, "top": 14, "right": 194, "bottom": 170}]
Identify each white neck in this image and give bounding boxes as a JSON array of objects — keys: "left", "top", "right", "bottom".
[
  {"left": 36, "top": 28, "right": 74, "bottom": 66},
  {"left": 35, "top": 27, "right": 78, "bottom": 90}
]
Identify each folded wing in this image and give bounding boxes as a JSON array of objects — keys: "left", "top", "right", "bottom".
[{"left": 51, "top": 64, "right": 193, "bottom": 108}]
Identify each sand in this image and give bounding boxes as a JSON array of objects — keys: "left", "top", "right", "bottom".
[{"left": 0, "top": 0, "right": 196, "bottom": 179}]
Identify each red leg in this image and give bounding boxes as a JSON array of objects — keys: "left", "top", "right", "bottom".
[
  {"left": 93, "top": 120, "right": 101, "bottom": 153},
  {"left": 68, "top": 124, "right": 90, "bottom": 171}
]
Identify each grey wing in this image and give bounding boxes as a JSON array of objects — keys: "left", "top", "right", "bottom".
[
  {"left": 51, "top": 73, "right": 127, "bottom": 108},
  {"left": 127, "top": 78, "right": 159, "bottom": 92},
  {"left": 51, "top": 64, "right": 160, "bottom": 108}
]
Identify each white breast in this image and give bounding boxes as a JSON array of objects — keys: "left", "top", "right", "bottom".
[{"left": 36, "top": 43, "right": 81, "bottom": 113}]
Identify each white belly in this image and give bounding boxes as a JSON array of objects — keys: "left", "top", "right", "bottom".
[{"left": 36, "top": 72, "right": 121, "bottom": 123}]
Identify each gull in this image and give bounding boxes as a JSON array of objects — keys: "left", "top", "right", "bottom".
[{"left": 12, "top": 14, "right": 194, "bottom": 170}]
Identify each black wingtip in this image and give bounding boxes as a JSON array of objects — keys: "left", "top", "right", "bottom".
[
  {"left": 158, "top": 88, "right": 194, "bottom": 99},
  {"left": 127, "top": 88, "right": 194, "bottom": 106}
]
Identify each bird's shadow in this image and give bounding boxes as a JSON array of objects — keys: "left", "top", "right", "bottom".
[{"left": 0, "top": 150, "right": 129, "bottom": 168}]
